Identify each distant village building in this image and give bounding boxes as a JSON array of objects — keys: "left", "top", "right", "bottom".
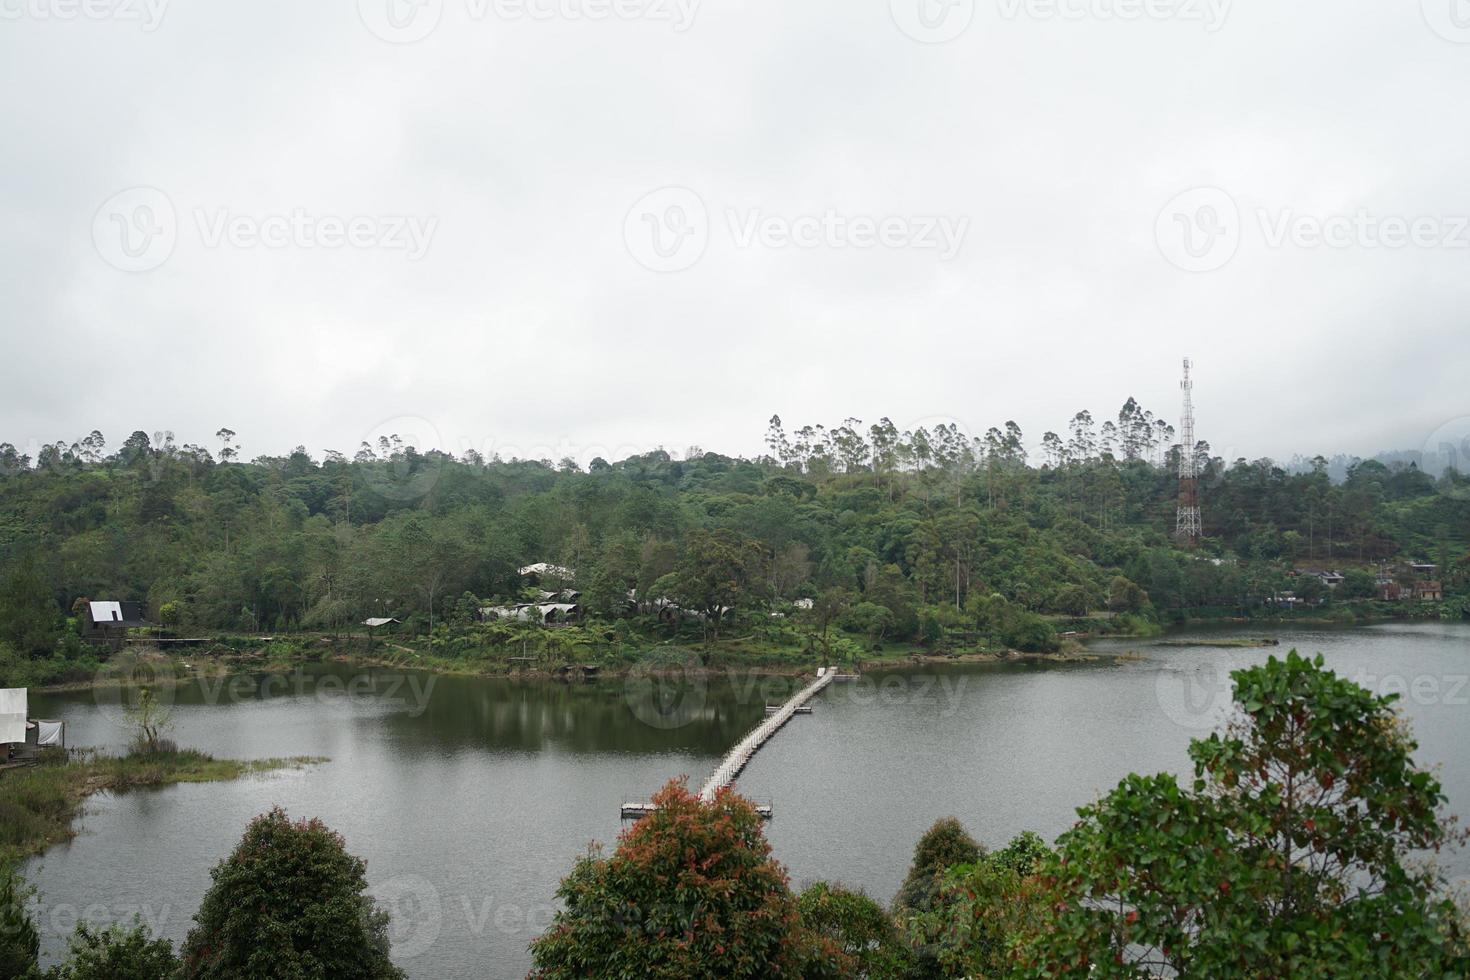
[
  {"left": 479, "top": 603, "right": 583, "bottom": 625},
  {"left": 518, "top": 563, "right": 576, "bottom": 586},
  {"left": 1415, "top": 581, "right": 1444, "bottom": 602},
  {"left": 83, "top": 600, "right": 151, "bottom": 649}
]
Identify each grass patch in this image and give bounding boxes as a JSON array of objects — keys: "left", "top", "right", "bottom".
[{"left": 0, "top": 749, "right": 323, "bottom": 864}]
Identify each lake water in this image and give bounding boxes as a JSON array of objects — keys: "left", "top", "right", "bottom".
[{"left": 25, "top": 622, "right": 1470, "bottom": 979}]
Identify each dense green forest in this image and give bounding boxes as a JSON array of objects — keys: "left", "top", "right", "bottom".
[{"left": 1, "top": 404, "right": 1466, "bottom": 680}]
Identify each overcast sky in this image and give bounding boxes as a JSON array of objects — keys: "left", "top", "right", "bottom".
[{"left": 2, "top": 0, "right": 1467, "bottom": 468}]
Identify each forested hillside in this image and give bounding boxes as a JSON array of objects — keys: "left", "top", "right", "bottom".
[{"left": 1, "top": 406, "right": 1466, "bottom": 671}]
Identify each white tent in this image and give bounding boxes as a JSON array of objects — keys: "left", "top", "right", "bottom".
[{"left": 0, "top": 688, "right": 27, "bottom": 745}]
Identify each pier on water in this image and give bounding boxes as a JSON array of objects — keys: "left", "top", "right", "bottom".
[{"left": 621, "top": 667, "right": 838, "bottom": 821}]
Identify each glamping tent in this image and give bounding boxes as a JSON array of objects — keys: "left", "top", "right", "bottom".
[{"left": 0, "top": 689, "right": 25, "bottom": 747}]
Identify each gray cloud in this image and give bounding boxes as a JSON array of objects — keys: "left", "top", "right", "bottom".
[{"left": 1, "top": 0, "right": 1466, "bottom": 464}]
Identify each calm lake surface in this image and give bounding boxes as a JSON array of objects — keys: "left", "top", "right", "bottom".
[{"left": 26, "top": 622, "right": 1470, "bottom": 979}]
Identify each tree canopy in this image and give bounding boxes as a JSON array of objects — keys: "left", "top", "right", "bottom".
[
  {"left": 179, "top": 807, "right": 403, "bottom": 980},
  {"left": 528, "top": 780, "right": 849, "bottom": 978}
]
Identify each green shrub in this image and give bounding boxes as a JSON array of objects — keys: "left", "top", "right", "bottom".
[
  {"left": 798, "top": 882, "right": 911, "bottom": 978},
  {"left": 0, "top": 864, "right": 40, "bottom": 979},
  {"left": 54, "top": 921, "right": 179, "bottom": 980}
]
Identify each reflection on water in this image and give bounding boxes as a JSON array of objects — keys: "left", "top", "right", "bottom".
[{"left": 24, "top": 622, "right": 1470, "bottom": 979}]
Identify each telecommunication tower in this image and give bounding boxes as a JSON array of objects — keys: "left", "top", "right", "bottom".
[{"left": 1175, "top": 358, "right": 1202, "bottom": 544}]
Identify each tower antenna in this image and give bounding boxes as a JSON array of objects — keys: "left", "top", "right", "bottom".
[{"left": 1175, "top": 357, "right": 1202, "bottom": 544}]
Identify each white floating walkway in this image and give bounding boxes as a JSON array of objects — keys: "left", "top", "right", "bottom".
[
  {"left": 622, "top": 666, "right": 836, "bottom": 820},
  {"left": 698, "top": 667, "right": 834, "bottom": 803}
]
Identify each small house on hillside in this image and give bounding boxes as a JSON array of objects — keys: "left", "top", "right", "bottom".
[
  {"left": 362, "top": 617, "right": 402, "bottom": 638},
  {"left": 83, "top": 600, "right": 151, "bottom": 649},
  {"left": 1415, "top": 581, "right": 1444, "bottom": 601}
]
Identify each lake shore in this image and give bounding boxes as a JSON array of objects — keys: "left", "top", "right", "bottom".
[{"left": 28, "top": 601, "right": 1454, "bottom": 696}]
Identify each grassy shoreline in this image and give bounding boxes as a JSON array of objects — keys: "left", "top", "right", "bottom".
[{"left": 1, "top": 749, "right": 323, "bottom": 864}]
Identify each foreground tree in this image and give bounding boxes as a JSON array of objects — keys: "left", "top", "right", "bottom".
[
  {"left": 529, "top": 780, "right": 848, "bottom": 978},
  {"left": 1026, "top": 651, "right": 1470, "bottom": 977},
  {"left": 179, "top": 808, "right": 403, "bottom": 979},
  {"left": 893, "top": 817, "right": 983, "bottom": 912}
]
